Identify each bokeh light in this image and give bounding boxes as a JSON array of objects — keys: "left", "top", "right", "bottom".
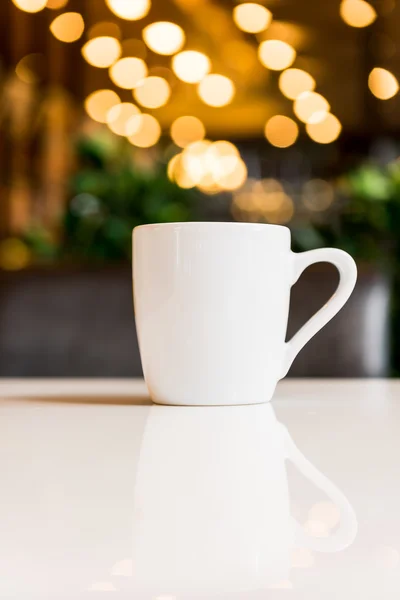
[
  {"left": 232, "top": 178, "right": 295, "bottom": 224},
  {"left": 216, "top": 157, "right": 247, "bottom": 190},
  {"left": 302, "top": 179, "right": 334, "bottom": 211},
  {"left": 109, "top": 57, "right": 147, "bottom": 89},
  {"left": 0, "top": 238, "right": 31, "bottom": 271},
  {"left": 368, "top": 67, "right": 399, "bottom": 99},
  {"left": 50, "top": 12, "right": 84, "bottom": 43},
  {"left": 107, "top": 102, "right": 141, "bottom": 136},
  {"left": 82, "top": 37, "right": 121, "bottom": 68},
  {"left": 170, "top": 116, "right": 206, "bottom": 147},
  {"left": 306, "top": 113, "right": 342, "bottom": 143},
  {"left": 12, "top": 0, "right": 47, "bottom": 12},
  {"left": 133, "top": 76, "right": 171, "bottom": 108},
  {"left": 84, "top": 89, "right": 121, "bottom": 123},
  {"left": 233, "top": 3, "right": 272, "bottom": 34},
  {"left": 265, "top": 115, "right": 299, "bottom": 147},
  {"left": 279, "top": 68, "right": 316, "bottom": 99},
  {"left": 15, "top": 53, "right": 45, "bottom": 84},
  {"left": 128, "top": 114, "right": 161, "bottom": 147},
  {"left": 143, "top": 22, "right": 185, "bottom": 55},
  {"left": 46, "top": 0, "right": 69, "bottom": 8},
  {"left": 105, "top": 0, "right": 150, "bottom": 20},
  {"left": 169, "top": 140, "right": 246, "bottom": 192},
  {"left": 294, "top": 91, "right": 330, "bottom": 124},
  {"left": 198, "top": 74, "right": 235, "bottom": 107},
  {"left": 258, "top": 40, "right": 296, "bottom": 71},
  {"left": 172, "top": 51, "right": 211, "bottom": 83},
  {"left": 340, "top": 0, "right": 377, "bottom": 27},
  {"left": 168, "top": 153, "right": 197, "bottom": 188}
]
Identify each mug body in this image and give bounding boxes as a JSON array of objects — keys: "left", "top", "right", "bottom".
[{"left": 133, "top": 222, "right": 292, "bottom": 406}]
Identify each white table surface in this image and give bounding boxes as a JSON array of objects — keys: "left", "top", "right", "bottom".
[{"left": 0, "top": 379, "right": 399, "bottom": 599}]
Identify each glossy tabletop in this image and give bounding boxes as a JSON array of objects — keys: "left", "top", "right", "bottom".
[{"left": 0, "top": 379, "right": 399, "bottom": 599}]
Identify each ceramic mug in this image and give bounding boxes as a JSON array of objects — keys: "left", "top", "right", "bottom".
[
  {"left": 133, "top": 222, "right": 357, "bottom": 406},
  {"left": 128, "top": 404, "right": 357, "bottom": 595}
]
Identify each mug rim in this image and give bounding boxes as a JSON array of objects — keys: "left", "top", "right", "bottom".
[{"left": 134, "top": 222, "right": 289, "bottom": 233}]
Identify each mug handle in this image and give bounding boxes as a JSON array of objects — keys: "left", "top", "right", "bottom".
[
  {"left": 280, "top": 248, "right": 357, "bottom": 379},
  {"left": 282, "top": 425, "right": 358, "bottom": 553}
]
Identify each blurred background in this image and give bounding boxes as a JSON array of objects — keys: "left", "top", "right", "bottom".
[{"left": 0, "top": 0, "right": 398, "bottom": 378}]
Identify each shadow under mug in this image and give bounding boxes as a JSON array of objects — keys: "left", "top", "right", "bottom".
[
  {"left": 129, "top": 403, "right": 358, "bottom": 595},
  {"left": 133, "top": 222, "right": 357, "bottom": 406}
]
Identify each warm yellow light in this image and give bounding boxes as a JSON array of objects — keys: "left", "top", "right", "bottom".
[
  {"left": 207, "top": 144, "right": 241, "bottom": 183},
  {"left": 12, "top": 0, "right": 46, "bottom": 12},
  {"left": 302, "top": 180, "right": 334, "bottom": 211},
  {"left": 133, "top": 76, "right": 171, "bottom": 108},
  {"left": 172, "top": 51, "right": 211, "bottom": 83},
  {"left": 106, "top": 102, "right": 141, "bottom": 136},
  {"left": 128, "top": 114, "right": 161, "bottom": 147},
  {"left": 170, "top": 116, "right": 206, "bottom": 148},
  {"left": 82, "top": 37, "right": 121, "bottom": 68},
  {"left": 84, "top": 89, "right": 121, "bottom": 123},
  {"left": 294, "top": 91, "right": 330, "bottom": 124},
  {"left": 258, "top": 40, "right": 296, "bottom": 71},
  {"left": 109, "top": 57, "right": 147, "bottom": 89},
  {"left": 50, "top": 12, "right": 84, "bottom": 43},
  {"left": 181, "top": 140, "right": 212, "bottom": 184},
  {"left": 306, "top": 113, "right": 342, "bottom": 144},
  {"left": 143, "top": 22, "right": 185, "bottom": 56},
  {"left": 340, "top": 0, "right": 376, "bottom": 27},
  {"left": 0, "top": 238, "right": 31, "bottom": 271},
  {"left": 198, "top": 74, "right": 235, "bottom": 107},
  {"left": 15, "top": 54, "right": 43, "bottom": 84},
  {"left": 279, "top": 68, "right": 315, "bottom": 100},
  {"left": 368, "top": 67, "right": 399, "bottom": 100},
  {"left": 46, "top": 0, "right": 69, "bottom": 8},
  {"left": 233, "top": 3, "right": 272, "bottom": 33},
  {"left": 265, "top": 115, "right": 299, "bottom": 148},
  {"left": 168, "top": 153, "right": 197, "bottom": 189},
  {"left": 216, "top": 158, "right": 248, "bottom": 191},
  {"left": 105, "top": 0, "right": 151, "bottom": 20}
]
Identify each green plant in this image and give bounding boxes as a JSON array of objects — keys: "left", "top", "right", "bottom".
[
  {"left": 292, "top": 161, "right": 400, "bottom": 266},
  {"left": 60, "top": 130, "right": 196, "bottom": 262}
]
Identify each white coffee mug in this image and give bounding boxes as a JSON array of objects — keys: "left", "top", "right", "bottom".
[{"left": 133, "top": 222, "right": 357, "bottom": 406}]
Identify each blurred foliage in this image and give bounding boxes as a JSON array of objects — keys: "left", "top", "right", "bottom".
[
  {"left": 292, "top": 161, "right": 400, "bottom": 266},
  {"left": 24, "top": 130, "right": 197, "bottom": 263}
]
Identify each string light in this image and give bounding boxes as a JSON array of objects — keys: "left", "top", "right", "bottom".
[
  {"left": 82, "top": 37, "right": 121, "bottom": 68},
  {"left": 105, "top": 0, "right": 151, "bottom": 20},
  {"left": 172, "top": 51, "right": 211, "bottom": 83},
  {"left": 198, "top": 74, "right": 235, "bottom": 107},
  {"left": 340, "top": 0, "right": 376, "bottom": 27},
  {"left": 233, "top": 3, "right": 272, "bottom": 34},
  {"left": 279, "top": 68, "right": 316, "bottom": 100},
  {"left": 143, "top": 22, "right": 185, "bottom": 55},
  {"left": 294, "top": 91, "right": 330, "bottom": 124},
  {"left": 128, "top": 114, "right": 161, "bottom": 147},
  {"left": 368, "top": 67, "right": 399, "bottom": 99},
  {"left": 109, "top": 57, "right": 147, "bottom": 89},
  {"left": 306, "top": 113, "right": 342, "bottom": 143},
  {"left": 258, "top": 40, "right": 296, "bottom": 71},
  {"left": 106, "top": 102, "right": 141, "bottom": 136},
  {"left": 50, "top": 12, "right": 84, "bottom": 43},
  {"left": 265, "top": 115, "right": 299, "bottom": 147},
  {"left": 133, "top": 76, "right": 171, "bottom": 108},
  {"left": 12, "top": 0, "right": 47, "bottom": 12},
  {"left": 84, "top": 89, "right": 121, "bottom": 123},
  {"left": 170, "top": 116, "right": 206, "bottom": 147}
]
